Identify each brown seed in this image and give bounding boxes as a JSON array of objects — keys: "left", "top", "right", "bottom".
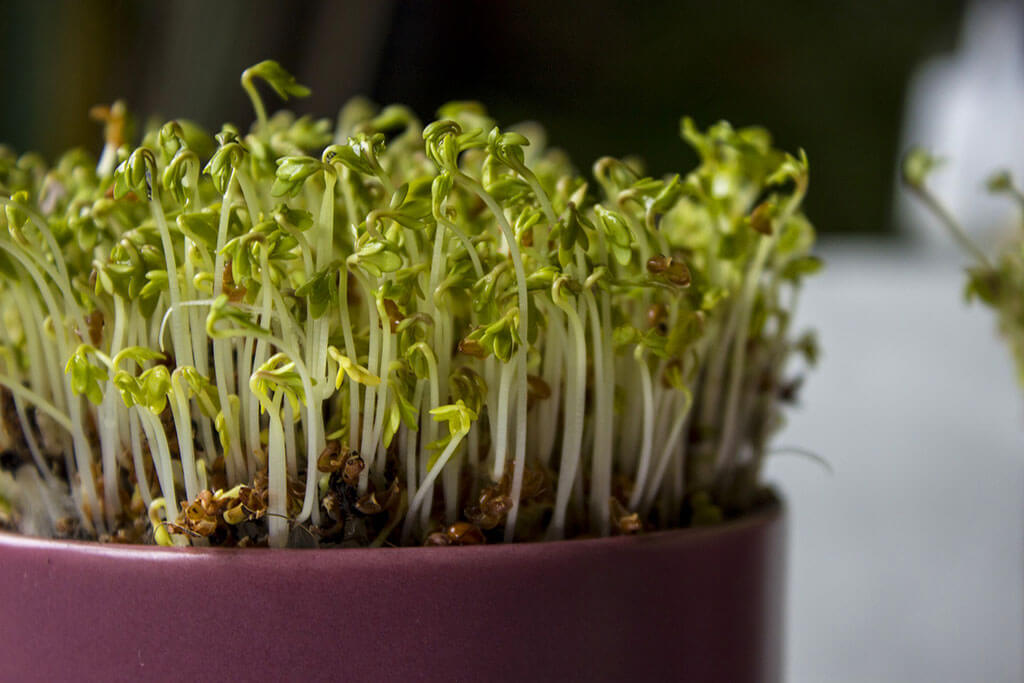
[
  {"left": 458, "top": 338, "right": 488, "bottom": 358},
  {"left": 665, "top": 259, "right": 691, "bottom": 286},
  {"left": 526, "top": 375, "right": 551, "bottom": 400},
  {"left": 355, "top": 492, "right": 382, "bottom": 515},
  {"left": 85, "top": 310, "right": 104, "bottom": 345},
  {"left": 480, "top": 493, "right": 513, "bottom": 523},
  {"left": 446, "top": 521, "right": 485, "bottom": 545},
  {"left": 55, "top": 516, "right": 78, "bottom": 537},
  {"left": 617, "top": 513, "right": 643, "bottom": 534},
  {"left": 191, "top": 516, "right": 218, "bottom": 537},
  {"left": 749, "top": 201, "right": 773, "bottom": 235},
  {"left": 465, "top": 504, "right": 500, "bottom": 530},
  {"left": 378, "top": 479, "right": 401, "bottom": 510},
  {"left": 609, "top": 497, "right": 643, "bottom": 535},
  {"left": 646, "top": 254, "right": 670, "bottom": 273},
  {"left": 238, "top": 486, "right": 267, "bottom": 519},
  {"left": 520, "top": 468, "right": 546, "bottom": 499},
  {"left": 342, "top": 455, "right": 365, "bottom": 486},
  {"left": 317, "top": 442, "right": 345, "bottom": 473},
  {"left": 424, "top": 531, "right": 452, "bottom": 546},
  {"left": 222, "top": 260, "right": 247, "bottom": 301},
  {"left": 382, "top": 299, "right": 404, "bottom": 333},
  {"left": 646, "top": 303, "right": 667, "bottom": 328}
]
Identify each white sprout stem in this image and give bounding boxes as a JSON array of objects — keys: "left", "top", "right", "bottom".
[
  {"left": 503, "top": 371, "right": 528, "bottom": 542},
  {"left": 628, "top": 350, "right": 656, "bottom": 510},
  {"left": 265, "top": 392, "right": 289, "bottom": 548},
  {"left": 437, "top": 318, "right": 460, "bottom": 521},
  {"left": 356, "top": 277, "right": 380, "bottom": 494},
  {"left": 338, "top": 270, "right": 361, "bottom": 452},
  {"left": 138, "top": 410, "right": 177, "bottom": 515},
  {"left": 616, "top": 358, "right": 642, "bottom": 476},
  {"left": 412, "top": 345, "right": 440, "bottom": 508},
  {"left": 548, "top": 293, "right": 586, "bottom": 539},
  {"left": 168, "top": 378, "right": 199, "bottom": 502},
  {"left": 12, "top": 288, "right": 63, "bottom": 414},
  {"left": 263, "top": 285, "right": 324, "bottom": 525},
  {"left": 405, "top": 380, "right": 426, "bottom": 501},
  {"left": 129, "top": 412, "right": 152, "bottom": 509},
  {"left": 97, "top": 295, "right": 129, "bottom": 527},
  {"left": 0, "top": 240, "right": 86, "bottom": 382},
  {"left": 514, "top": 164, "right": 557, "bottom": 256},
  {"left": 462, "top": 179, "right": 529, "bottom": 332},
  {"left": 424, "top": 222, "right": 453, "bottom": 515},
  {"left": 247, "top": 252, "right": 277, "bottom": 461},
  {"left": 212, "top": 302, "right": 319, "bottom": 522},
  {"left": 181, "top": 237, "right": 218, "bottom": 466},
  {"left": 699, "top": 307, "right": 735, "bottom": 428},
  {"left": 467, "top": 422, "right": 480, "bottom": 497},
  {"left": 10, "top": 393, "right": 56, "bottom": 488},
  {"left": 0, "top": 240, "right": 102, "bottom": 532},
  {"left": 637, "top": 391, "right": 693, "bottom": 513},
  {"left": 716, "top": 233, "right": 774, "bottom": 473},
  {"left": 427, "top": 225, "right": 447, "bottom": 376},
  {"left": 402, "top": 429, "right": 468, "bottom": 543},
  {"left": 536, "top": 302, "right": 564, "bottom": 467},
  {"left": 211, "top": 171, "right": 245, "bottom": 481},
  {"left": 147, "top": 193, "right": 192, "bottom": 368},
  {"left": 235, "top": 167, "right": 266, "bottom": 223},
  {"left": 436, "top": 211, "right": 484, "bottom": 279},
  {"left": 457, "top": 176, "right": 531, "bottom": 539},
  {"left": 369, "top": 303, "right": 393, "bottom": 474},
  {"left": 0, "top": 374, "right": 73, "bottom": 433},
  {"left": 339, "top": 166, "right": 361, "bottom": 245},
  {"left": 97, "top": 142, "right": 117, "bottom": 178},
  {"left": 283, "top": 400, "right": 298, "bottom": 479},
  {"left": 911, "top": 183, "right": 991, "bottom": 267},
  {"left": 669, "top": 442, "right": 685, "bottom": 525},
  {"left": 305, "top": 174, "right": 337, "bottom": 475},
  {"left": 239, "top": 333, "right": 259, "bottom": 461},
  {"left": 583, "top": 289, "right": 613, "bottom": 535},
  {"left": 2, "top": 202, "right": 87, "bottom": 333},
  {"left": 491, "top": 359, "right": 515, "bottom": 480}
]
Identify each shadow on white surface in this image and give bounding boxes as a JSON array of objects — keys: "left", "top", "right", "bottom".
[{"left": 767, "top": 241, "right": 1024, "bottom": 683}]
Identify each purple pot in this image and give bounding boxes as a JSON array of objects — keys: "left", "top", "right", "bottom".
[{"left": 0, "top": 503, "right": 784, "bottom": 682}]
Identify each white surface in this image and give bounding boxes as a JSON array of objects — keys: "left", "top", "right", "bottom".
[
  {"left": 766, "top": 242, "right": 1024, "bottom": 682},
  {"left": 898, "top": 0, "right": 1024, "bottom": 251}
]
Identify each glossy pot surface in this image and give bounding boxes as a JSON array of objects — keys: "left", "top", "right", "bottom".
[{"left": 0, "top": 504, "right": 784, "bottom": 682}]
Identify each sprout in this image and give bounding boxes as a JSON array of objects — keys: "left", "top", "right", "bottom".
[
  {"left": 903, "top": 149, "right": 1024, "bottom": 387},
  {"left": 0, "top": 61, "right": 818, "bottom": 547}
]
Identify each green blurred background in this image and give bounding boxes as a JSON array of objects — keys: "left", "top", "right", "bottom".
[{"left": 0, "top": 0, "right": 965, "bottom": 235}]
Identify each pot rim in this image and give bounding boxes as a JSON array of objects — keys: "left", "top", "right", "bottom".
[{"left": 0, "top": 496, "right": 782, "bottom": 560}]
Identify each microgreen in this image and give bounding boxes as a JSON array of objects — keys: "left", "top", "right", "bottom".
[
  {"left": 903, "top": 147, "right": 1024, "bottom": 384},
  {"left": 0, "top": 61, "right": 818, "bottom": 547}
]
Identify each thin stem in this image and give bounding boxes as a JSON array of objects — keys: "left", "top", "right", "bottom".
[{"left": 910, "top": 184, "right": 992, "bottom": 267}]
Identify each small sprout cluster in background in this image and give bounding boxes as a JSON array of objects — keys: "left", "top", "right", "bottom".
[
  {"left": 903, "top": 148, "right": 1024, "bottom": 384},
  {"left": 0, "top": 61, "right": 818, "bottom": 548}
]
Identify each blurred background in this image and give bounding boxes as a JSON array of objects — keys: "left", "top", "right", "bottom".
[
  {"left": 0, "top": 0, "right": 975, "bottom": 238},
  {"left": 1, "top": 1, "right": 1021, "bottom": 680}
]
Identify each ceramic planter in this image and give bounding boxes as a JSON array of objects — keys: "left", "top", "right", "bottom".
[{"left": 0, "top": 502, "right": 784, "bottom": 682}]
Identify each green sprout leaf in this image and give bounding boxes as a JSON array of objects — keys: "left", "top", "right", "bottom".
[
  {"left": 242, "top": 60, "right": 311, "bottom": 102},
  {"left": 901, "top": 147, "right": 942, "bottom": 191},
  {"left": 65, "top": 345, "right": 108, "bottom": 406},
  {"left": 328, "top": 346, "right": 381, "bottom": 389}
]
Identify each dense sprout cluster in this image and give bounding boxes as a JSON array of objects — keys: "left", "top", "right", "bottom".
[
  {"left": 0, "top": 62, "right": 818, "bottom": 547},
  {"left": 904, "top": 149, "right": 1024, "bottom": 385}
]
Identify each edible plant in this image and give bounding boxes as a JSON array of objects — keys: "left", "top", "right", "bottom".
[
  {"left": 903, "top": 148, "right": 1024, "bottom": 383},
  {"left": 0, "top": 61, "right": 818, "bottom": 548}
]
